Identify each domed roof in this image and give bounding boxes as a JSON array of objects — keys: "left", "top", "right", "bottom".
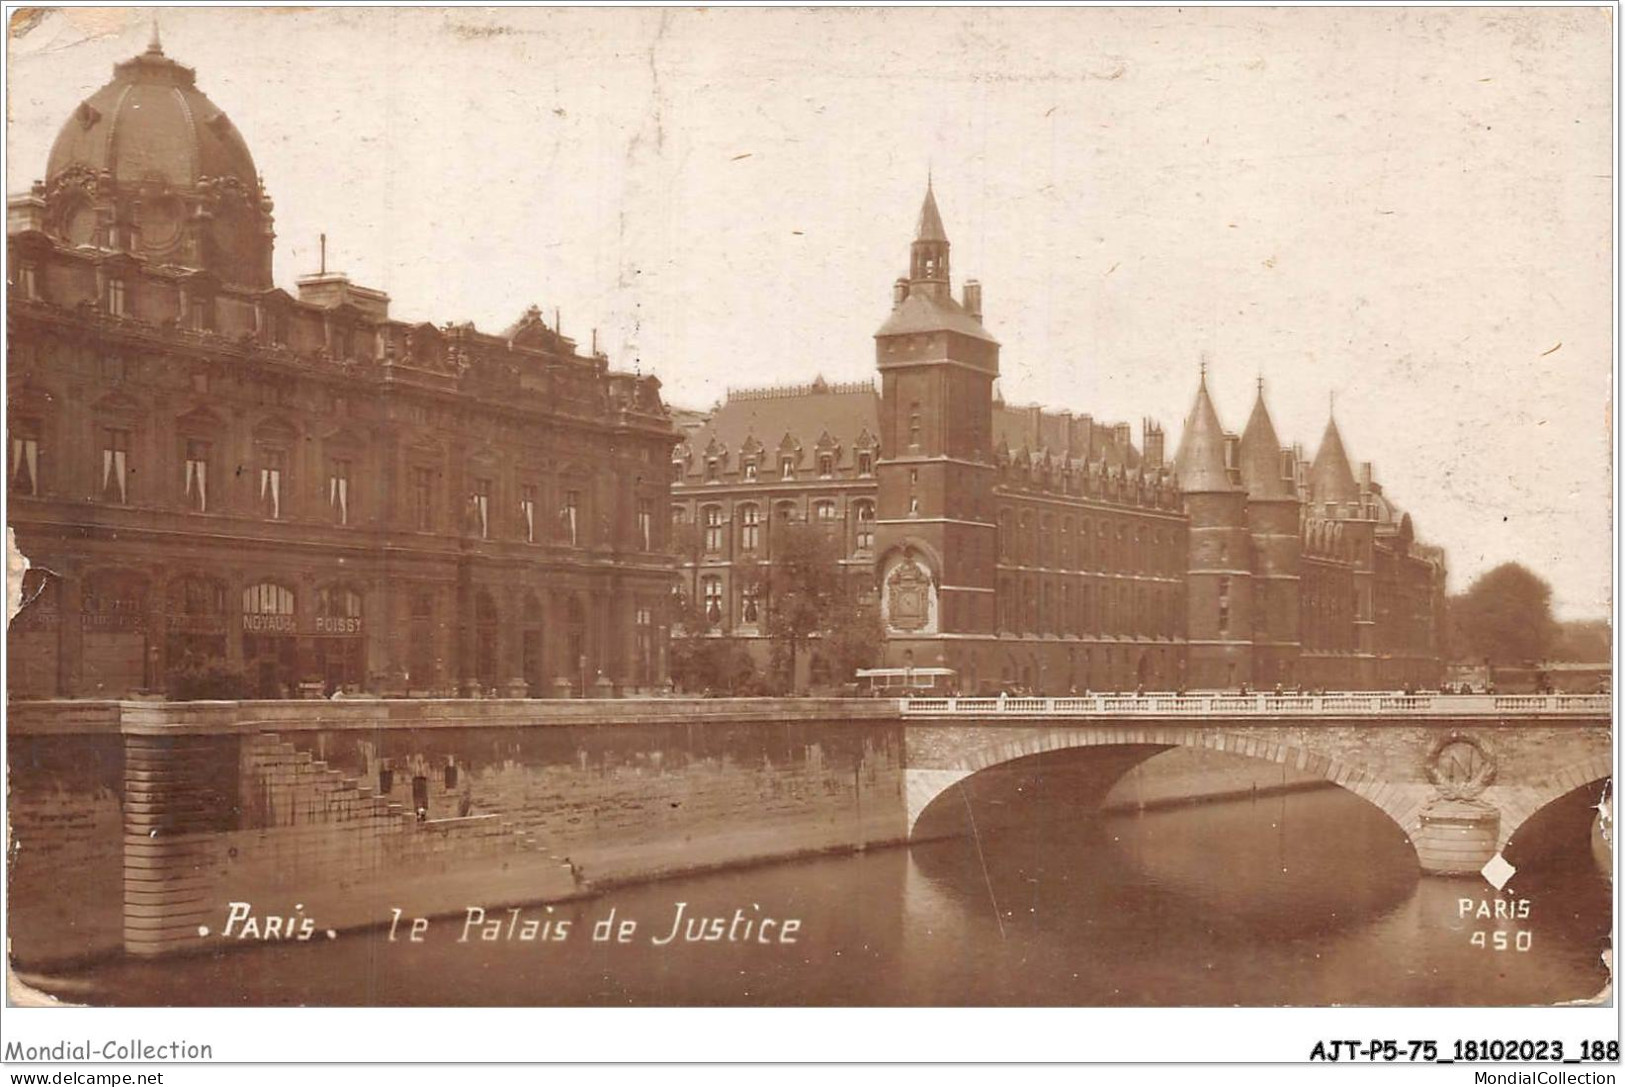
[{"left": 46, "top": 37, "right": 260, "bottom": 193}]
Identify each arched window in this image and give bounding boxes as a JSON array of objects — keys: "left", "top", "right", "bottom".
[
  {"left": 172, "top": 575, "right": 225, "bottom": 620},
  {"left": 243, "top": 582, "right": 296, "bottom": 625},
  {"left": 316, "top": 585, "right": 362, "bottom": 622},
  {"left": 853, "top": 500, "right": 875, "bottom": 553},
  {"left": 908, "top": 402, "right": 922, "bottom": 452},
  {"left": 701, "top": 575, "right": 723, "bottom": 628},
  {"left": 702, "top": 504, "right": 724, "bottom": 553}
]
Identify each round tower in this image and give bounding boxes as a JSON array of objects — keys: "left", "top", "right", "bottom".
[
  {"left": 1237, "top": 383, "right": 1302, "bottom": 687},
  {"left": 1308, "top": 415, "right": 1378, "bottom": 688},
  {"left": 1175, "top": 374, "right": 1253, "bottom": 690}
]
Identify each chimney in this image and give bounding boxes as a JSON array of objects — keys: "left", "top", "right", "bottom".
[
  {"left": 962, "top": 279, "right": 983, "bottom": 321},
  {"left": 7, "top": 190, "right": 46, "bottom": 236},
  {"left": 1360, "top": 461, "right": 1373, "bottom": 492},
  {"left": 1143, "top": 420, "right": 1165, "bottom": 468},
  {"left": 893, "top": 278, "right": 910, "bottom": 306},
  {"left": 295, "top": 271, "right": 391, "bottom": 321}
]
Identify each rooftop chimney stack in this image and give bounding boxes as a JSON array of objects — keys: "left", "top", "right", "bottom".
[
  {"left": 962, "top": 278, "right": 982, "bottom": 322},
  {"left": 1143, "top": 419, "right": 1165, "bottom": 468}
]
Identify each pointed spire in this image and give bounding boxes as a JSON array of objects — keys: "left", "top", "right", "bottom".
[
  {"left": 1309, "top": 414, "right": 1361, "bottom": 505},
  {"left": 1174, "top": 371, "right": 1236, "bottom": 493},
  {"left": 1238, "top": 383, "right": 1294, "bottom": 500},
  {"left": 146, "top": 15, "right": 163, "bottom": 55},
  {"left": 915, "top": 178, "right": 948, "bottom": 244}
]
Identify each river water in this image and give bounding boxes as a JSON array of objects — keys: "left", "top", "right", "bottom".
[{"left": 28, "top": 786, "right": 1611, "bottom": 1006}]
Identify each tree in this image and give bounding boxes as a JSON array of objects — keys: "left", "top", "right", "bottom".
[
  {"left": 821, "top": 581, "right": 885, "bottom": 683},
  {"left": 1448, "top": 562, "right": 1559, "bottom": 665},
  {"left": 764, "top": 521, "right": 842, "bottom": 690},
  {"left": 1552, "top": 619, "right": 1611, "bottom": 663}
]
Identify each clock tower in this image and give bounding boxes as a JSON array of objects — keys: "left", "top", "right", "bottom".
[{"left": 872, "top": 182, "right": 1000, "bottom": 680}]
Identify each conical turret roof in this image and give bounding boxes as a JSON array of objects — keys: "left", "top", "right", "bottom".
[
  {"left": 1309, "top": 416, "right": 1361, "bottom": 505},
  {"left": 1174, "top": 377, "right": 1236, "bottom": 493},
  {"left": 1238, "top": 390, "right": 1295, "bottom": 500},
  {"left": 915, "top": 181, "right": 948, "bottom": 243}
]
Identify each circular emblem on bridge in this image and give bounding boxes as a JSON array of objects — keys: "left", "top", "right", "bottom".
[{"left": 1427, "top": 732, "right": 1497, "bottom": 800}]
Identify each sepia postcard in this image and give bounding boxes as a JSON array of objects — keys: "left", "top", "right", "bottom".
[{"left": 0, "top": 3, "right": 1616, "bottom": 1064}]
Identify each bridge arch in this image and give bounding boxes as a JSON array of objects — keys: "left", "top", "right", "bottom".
[
  {"left": 906, "top": 723, "right": 1426, "bottom": 858},
  {"left": 1497, "top": 752, "right": 1613, "bottom": 853}
]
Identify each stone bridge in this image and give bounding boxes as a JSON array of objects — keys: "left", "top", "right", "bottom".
[{"left": 899, "top": 693, "right": 1613, "bottom": 875}]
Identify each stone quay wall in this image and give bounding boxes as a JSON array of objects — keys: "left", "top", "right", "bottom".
[{"left": 6, "top": 699, "right": 907, "bottom": 966}]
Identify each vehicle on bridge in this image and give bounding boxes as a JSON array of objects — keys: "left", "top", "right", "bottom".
[{"left": 856, "top": 667, "right": 958, "bottom": 696}]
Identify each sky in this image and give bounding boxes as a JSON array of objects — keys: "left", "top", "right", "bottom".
[{"left": 5, "top": 6, "right": 1613, "bottom": 619}]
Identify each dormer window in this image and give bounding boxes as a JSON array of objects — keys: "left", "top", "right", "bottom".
[
  {"left": 743, "top": 460, "right": 758, "bottom": 482},
  {"left": 780, "top": 456, "right": 795, "bottom": 481},
  {"left": 857, "top": 451, "right": 873, "bottom": 476},
  {"left": 705, "top": 458, "right": 720, "bottom": 483},
  {"left": 671, "top": 460, "right": 684, "bottom": 484},
  {"left": 818, "top": 454, "right": 834, "bottom": 478}
]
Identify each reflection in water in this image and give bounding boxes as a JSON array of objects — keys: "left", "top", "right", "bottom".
[{"left": 26, "top": 788, "right": 1610, "bottom": 1006}]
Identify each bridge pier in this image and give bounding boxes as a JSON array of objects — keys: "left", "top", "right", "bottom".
[{"left": 1413, "top": 799, "right": 1500, "bottom": 876}]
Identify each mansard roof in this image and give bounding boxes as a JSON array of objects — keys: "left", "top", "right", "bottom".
[
  {"left": 675, "top": 379, "right": 880, "bottom": 474},
  {"left": 992, "top": 402, "right": 1143, "bottom": 469}
]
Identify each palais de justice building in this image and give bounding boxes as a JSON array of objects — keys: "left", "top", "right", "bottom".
[
  {"left": 7, "top": 39, "right": 677, "bottom": 699},
  {"left": 671, "top": 185, "right": 1447, "bottom": 693}
]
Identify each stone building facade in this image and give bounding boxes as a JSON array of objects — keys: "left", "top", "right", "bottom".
[
  {"left": 7, "top": 39, "right": 676, "bottom": 700},
  {"left": 671, "top": 184, "right": 1446, "bottom": 692}
]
